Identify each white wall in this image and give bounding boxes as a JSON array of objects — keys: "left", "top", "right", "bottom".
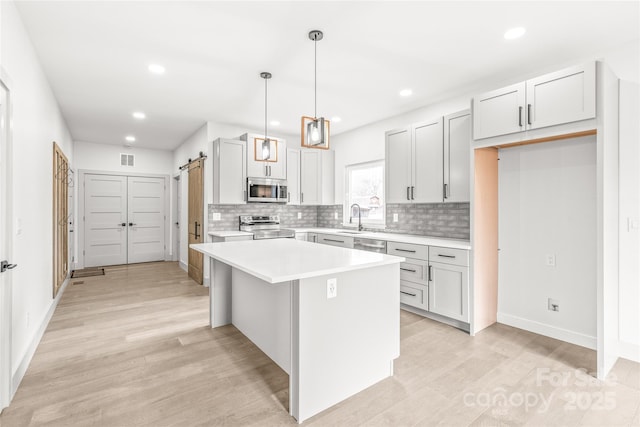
[
  {"left": 1, "top": 0, "right": 73, "bottom": 385},
  {"left": 497, "top": 137, "right": 597, "bottom": 348},
  {"left": 74, "top": 140, "right": 172, "bottom": 175},
  {"left": 618, "top": 80, "right": 640, "bottom": 361}
]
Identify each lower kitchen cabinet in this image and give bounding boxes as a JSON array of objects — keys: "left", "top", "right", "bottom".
[
  {"left": 428, "top": 261, "right": 469, "bottom": 322},
  {"left": 400, "top": 282, "right": 428, "bottom": 311},
  {"left": 317, "top": 234, "right": 354, "bottom": 248}
]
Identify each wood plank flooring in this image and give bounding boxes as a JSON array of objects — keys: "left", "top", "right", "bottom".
[{"left": 0, "top": 261, "right": 638, "bottom": 426}]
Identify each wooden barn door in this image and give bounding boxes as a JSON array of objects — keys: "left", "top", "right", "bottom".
[{"left": 188, "top": 159, "right": 204, "bottom": 284}]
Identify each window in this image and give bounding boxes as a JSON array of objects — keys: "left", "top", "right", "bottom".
[{"left": 344, "top": 160, "right": 385, "bottom": 227}]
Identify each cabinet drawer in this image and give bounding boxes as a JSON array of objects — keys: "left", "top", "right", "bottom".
[
  {"left": 400, "top": 260, "right": 428, "bottom": 284},
  {"left": 400, "top": 282, "right": 428, "bottom": 311},
  {"left": 429, "top": 246, "right": 469, "bottom": 266},
  {"left": 317, "top": 234, "right": 354, "bottom": 248},
  {"left": 387, "top": 241, "right": 428, "bottom": 260}
]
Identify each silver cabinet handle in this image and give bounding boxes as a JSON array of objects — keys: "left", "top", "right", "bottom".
[
  {"left": 406, "top": 187, "right": 410, "bottom": 200},
  {"left": 119, "top": 223, "right": 126, "bottom": 226},
  {"left": 400, "top": 291, "right": 417, "bottom": 297},
  {"left": 400, "top": 267, "right": 417, "bottom": 273},
  {"left": 443, "top": 183, "right": 449, "bottom": 199},
  {"left": 519, "top": 106, "right": 523, "bottom": 127},
  {"left": 527, "top": 104, "right": 532, "bottom": 125},
  {"left": 244, "top": 190, "right": 247, "bottom": 201},
  {"left": 323, "top": 238, "right": 345, "bottom": 244},
  {"left": 411, "top": 186, "right": 415, "bottom": 200},
  {"left": 395, "top": 248, "right": 416, "bottom": 253},
  {"left": 288, "top": 192, "right": 291, "bottom": 202},
  {"left": 428, "top": 265, "right": 433, "bottom": 281},
  {"left": 301, "top": 193, "right": 304, "bottom": 203},
  {"left": 437, "top": 254, "right": 455, "bottom": 258}
]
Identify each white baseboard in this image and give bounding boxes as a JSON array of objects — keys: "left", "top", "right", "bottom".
[
  {"left": 618, "top": 341, "right": 640, "bottom": 363},
  {"left": 179, "top": 260, "right": 187, "bottom": 272},
  {"left": 497, "top": 312, "right": 597, "bottom": 350},
  {"left": 11, "top": 275, "right": 71, "bottom": 397},
  {"left": 204, "top": 276, "right": 210, "bottom": 288}
]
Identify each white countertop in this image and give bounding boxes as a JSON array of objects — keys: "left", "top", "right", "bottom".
[
  {"left": 208, "top": 230, "right": 253, "bottom": 238},
  {"left": 191, "top": 239, "right": 405, "bottom": 284},
  {"left": 293, "top": 228, "right": 471, "bottom": 250}
]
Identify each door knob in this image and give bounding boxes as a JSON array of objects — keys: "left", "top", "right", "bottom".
[
  {"left": 129, "top": 222, "right": 136, "bottom": 226},
  {"left": 1, "top": 260, "right": 17, "bottom": 273},
  {"left": 120, "top": 223, "right": 126, "bottom": 226}
]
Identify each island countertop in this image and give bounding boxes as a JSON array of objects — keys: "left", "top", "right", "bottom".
[{"left": 190, "top": 239, "right": 405, "bottom": 284}]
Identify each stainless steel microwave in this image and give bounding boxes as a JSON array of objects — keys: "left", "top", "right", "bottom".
[{"left": 247, "top": 177, "right": 288, "bottom": 203}]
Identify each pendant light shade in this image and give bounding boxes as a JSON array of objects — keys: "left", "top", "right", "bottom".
[{"left": 301, "top": 30, "right": 330, "bottom": 149}]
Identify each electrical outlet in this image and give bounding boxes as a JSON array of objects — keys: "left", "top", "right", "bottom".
[
  {"left": 327, "top": 278, "right": 337, "bottom": 299},
  {"left": 212, "top": 212, "right": 221, "bottom": 221},
  {"left": 297, "top": 212, "right": 302, "bottom": 219},
  {"left": 334, "top": 211, "right": 338, "bottom": 220},
  {"left": 393, "top": 213, "right": 398, "bottom": 222},
  {"left": 548, "top": 298, "right": 560, "bottom": 312},
  {"left": 545, "top": 254, "right": 556, "bottom": 267}
]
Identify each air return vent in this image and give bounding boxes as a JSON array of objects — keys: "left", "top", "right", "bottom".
[{"left": 120, "top": 153, "right": 134, "bottom": 167}]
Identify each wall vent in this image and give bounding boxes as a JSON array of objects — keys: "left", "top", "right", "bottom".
[{"left": 120, "top": 153, "right": 135, "bottom": 167}]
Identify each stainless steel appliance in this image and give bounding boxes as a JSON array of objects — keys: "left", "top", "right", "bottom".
[
  {"left": 239, "top": 215, "right": 295, "bottom": 240},
  {"left": 353, "top": 237, "right": 387, "bottom": 253},
  {"left": 246, "top": 178, "right": 288, "bottom": 203}
]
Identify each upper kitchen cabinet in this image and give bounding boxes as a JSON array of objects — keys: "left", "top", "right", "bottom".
[
  {"left": 386, "top": 118, "right": 444, "bottom": 204},
  {"left": 240, "top": 133, "right": 287, "bottom": 179},
  {"left": 444, "top": 110, "right": 471, "bottom": 202},
  {"left": 300, "top": 149, "right": 334, "bottom": 205},
  {"left": 213, "top": 138, "right": 246, "bottom": 204},
  {"left": 286, "top": 148, "right": 300, "bottom": 205},
  {"left": 473, "top": 62, "right": 596, "bottom": 140}
]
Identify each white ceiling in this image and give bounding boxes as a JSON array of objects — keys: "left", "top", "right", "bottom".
[{"left": 15, "top": 1, "right": 640, "bottom": 151}]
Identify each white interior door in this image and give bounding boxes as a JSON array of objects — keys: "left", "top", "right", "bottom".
[
  {"left": 84, "top": 174, "right": 128, "bottom": 267},
  {"left": 0, "top": 80, "right": 13, "bottom": 411},
  {"left": 127, "top": 176, "right": 165, "bottom": 264}
]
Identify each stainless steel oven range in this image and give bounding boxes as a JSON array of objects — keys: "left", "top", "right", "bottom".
[{"left": 239, "top": 215, "right": 295, "bottom": 240}]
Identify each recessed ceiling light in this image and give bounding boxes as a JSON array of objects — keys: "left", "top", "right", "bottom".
[
  {"left": 504, "top": 27, "right": 526, "bottom": 40},
  {"left": 270, "top": 120, "right": 280, "bottom": 126},
  {"left": 125, "top": 135, "right": 136, "bottom": 142},
  {"left": 148, "top": 64, "right": 165, "bottom": 75},
  {"left": 331, "top": 116, "right": 342, "bottom": 123},
  {"left": 399, "top": 89, "right": 413, "bottom": 97},
  {"left": 132, "top": 111, "right": 146, "bottom": 120}
]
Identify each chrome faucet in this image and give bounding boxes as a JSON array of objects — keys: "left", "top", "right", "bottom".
[{"left": 350, "top": 203, "right": 363, "bottom": 231}]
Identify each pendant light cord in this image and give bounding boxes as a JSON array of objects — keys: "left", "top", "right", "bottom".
[
  {"left": 314, "top": 36, "right": 317, "bottom": 119},
  {"left": 264, "top": 76, "right": 268, "bottom": 140}
]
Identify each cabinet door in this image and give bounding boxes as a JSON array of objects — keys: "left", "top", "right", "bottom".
[
  {"left": 300, "top": 150, "right": 320, "bottom": 205},
  {"left": 286, "top": 149, "right": 300, "bottom": 205},
  {"left": 246, "top": 135, "right": 267, "bottom": 178},
  {"left": 526, "top": 62, "right": 596, "bottom": 130},
  {"left": 385, "top": 127, "right": 412, "bottom": 204},
  {"left": 473, "top": 82, "right": 526, "bottom": 140},
  {"left": 444, "top": 110, "right": 471, "bottom": 202},
  {"left": 317, "top": 234, "right": 354, "bottom": 248},
  {"left": 269, "top": 139, "right": 287, "bottom": 179},
  {"left": 428, "top": 261, "right": 469, "bottom": 322},
  {"left": 216, "top": 139, "right": 246, "bottom": 204},
  {"left": 412, "top": 118, "right": 444, "bottom": 203}
]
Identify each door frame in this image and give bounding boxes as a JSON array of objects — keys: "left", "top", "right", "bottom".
[
  {"left": 0, "top": 69, "right": 14, "bottom": 412},
  {"left": 172, "top": 174, "right": 180, "bottom": 262},
  {"left": 77, "top": 170, "right": 170, "bottom": 269}
]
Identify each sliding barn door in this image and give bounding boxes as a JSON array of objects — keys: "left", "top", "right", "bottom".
[
  {"left": 84, "top": 174, "right": 128, "bottom": 268},
  {"left": 127, "top": 176, "right": 165, "bottom": 263},
  {"left": 53, "top": 143, "right": 70, "bottom": 296},
  {"left": 188, "top": 159, "right": 204, "bottom": 285}
]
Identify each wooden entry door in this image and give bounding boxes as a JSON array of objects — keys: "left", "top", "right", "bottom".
[
  {"left": 127, "top": 176, "right": 166, "bottom": 264},
  {"left": 188, "top": 159, "right": 204, "bottom": 284}
]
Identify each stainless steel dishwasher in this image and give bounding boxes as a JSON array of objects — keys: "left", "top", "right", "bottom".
[{"left": 353, "top": 237, "right": 387, "bottom": 253}]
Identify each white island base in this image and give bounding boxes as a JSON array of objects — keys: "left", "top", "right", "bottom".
[{"left": 191, "top": 239, "right": 402, "bottom": 423}]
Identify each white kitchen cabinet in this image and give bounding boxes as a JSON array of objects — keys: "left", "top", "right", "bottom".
[
  {"left": 317, "top": 234, "right": 354, "bottom": 248},
  {"left": 286, "top": 148, "right": 300, "bottom": 205},
  {"left": 473, "top": 62, "right": 596, "bottom": 140},
  {"left": 306, "top": 232, "right": 318, "bottom": 243},
  {"left": 385, "top": 118, "right": 444, "bottom": 204},
  {"left": 213, "top": 138, "right": 246, "bottom": 204},
  {"left": 240, "top": 133, "right": 287, "bottom": 179},
  {"left": 400, "top": 282, "right": 428, "bottom": 311},
  {"left": 428, "top": 261, "right": 469, "bottom": 323},
  {"left": 300, "top": 149, "right": 334, "bottom": 205},
  {"left": 444, "top": 110, "right": 471, "bottom": 202},
  {"left": 294, "top": 232, "right": 307, "bottom": 241}
]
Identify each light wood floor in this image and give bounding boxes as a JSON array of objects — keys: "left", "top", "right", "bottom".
[{"left": 0, "top": 262, "right": 638, "bottom": 426}]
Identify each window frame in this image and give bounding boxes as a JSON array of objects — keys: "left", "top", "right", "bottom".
[{"left": 343, "top": 159, "right": 386, "bottom": 229}]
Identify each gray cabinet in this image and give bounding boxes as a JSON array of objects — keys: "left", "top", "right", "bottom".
[
  {"left": 473, "top": 62, "right": 596, "bottom": 140},
  {"left": 241, "top": 133, "right": 287, "bottom": 179},
  {"left": 213, "top": 138, "right": 246, "bottom": 204},
  {"left": 317, "top": 234, "right": 354, "bottom": 248},
  {"left": 388, "top": 241, "right": 429, "bottom": 311},
  {"left": 427, "top": 246, "right": 469, "bottom": 322},
  {"left": 444, "top": 110, "right": 471, "bottom": 202},
  {"left": 286, "top": 148, "right": 300, "bottom": 205},
  {"left": 300, "top": 149, "right": 334, "bottom": 205}
]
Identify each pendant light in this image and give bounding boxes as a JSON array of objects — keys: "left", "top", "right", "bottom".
[
  {"left": 260, "top": 71, "right": 272, "bottom": 160},
  {"left": 301, "top": 30, "right": 330, "bottom": 149}
]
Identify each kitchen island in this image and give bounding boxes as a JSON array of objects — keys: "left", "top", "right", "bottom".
[{"left": 190, "top": 239, "right": 404, "bottom": 423}]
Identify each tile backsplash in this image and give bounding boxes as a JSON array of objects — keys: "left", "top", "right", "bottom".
[
  {"left": 208, "top": 202, "right": 470, "bottom": 240},
  {"left": 208, "top": 204, "right": 317, "bottom": 230}
]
